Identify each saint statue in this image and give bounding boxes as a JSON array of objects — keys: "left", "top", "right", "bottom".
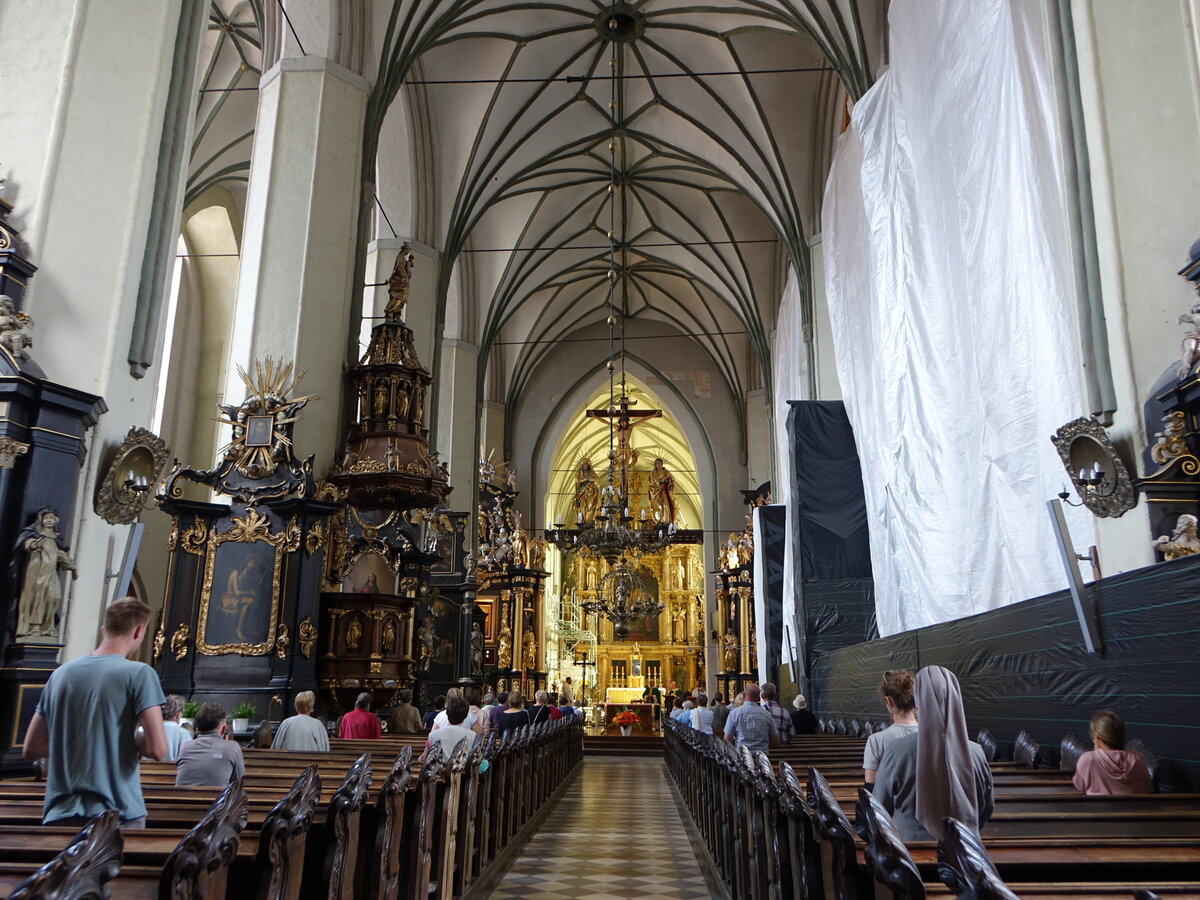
[
  {"left": 673, "top": 607, "right": 688, "bottom": 643},
  {"left": 510, "top": 510, "right": 529, "bottom": 567},
  {"left": 497, "top": 614, "right": 513, "bottom": 668},
  {"left": 1154, "top": 514, "right": 1200, "bottom": 560},
  {"left": 373, "top": 381, "right": 389, "bottom": 418},
  {"left": 649, "top": 458, "right": 678, "bottom": 524},
  {"left": 676, "top": 559, "right": 687, "bottom": 590},
  {"left": 722, "top": 629, "right": 739, "bottom": 673},
  {"left": 416, "top": 616, "right": 435, "bottom": 671},
  {"left": 346, "top": 616, "right": 363, "bottom": 651},
  {"left": 471, "top": 621, "right": 484, "bottom": 677},
  {"left": 382, "top": 618, "right": 396, "bottom": 653},
  {"left": 572, "top": 458, "right": 601, "bottom": 523},
  {"left": 529, "top": 536, "right": 548, "bottom": 571},
  {"left": 15, "top": 507, "right": 76, "bottom": 640},
  {"left": 522, "top": 627, "right": 537, "bottom": 671},
  {"left": 395, "top": 381, "right": 410, "bottom": 418},
  {"left": 385, "top": 244, "right": 415, "bottom": 322}
]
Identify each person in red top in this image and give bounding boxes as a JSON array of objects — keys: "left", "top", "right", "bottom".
[
  {"left": 546, "top": 691, "right": 563, "bottom": 721},
  {"left": 339, "top": 692, "right": 382, "bottom": 739}
]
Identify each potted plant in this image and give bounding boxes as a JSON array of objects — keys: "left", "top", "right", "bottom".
[
  {"left": 181, "top": 698, "right": 199, "bottom": 731},
  {"left": 613, "top": 709, "right": 640, "bottom": 737},
  {"left": 230, "top": 701, "right": 256, "bottom": 733}
]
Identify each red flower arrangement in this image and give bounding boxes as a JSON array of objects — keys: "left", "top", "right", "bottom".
[{"left": 612, "top": 710, "right": 641, "bottom": 728}]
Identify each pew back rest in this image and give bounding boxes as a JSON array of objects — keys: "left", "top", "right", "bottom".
[
  {"left": 8, "top": 809, "right": 123, "bottom": 900},
  {"left": 1013, "top": 730, "right": 1041, "bottom": 768},
  {"left": 160, "top": 780, "right": 249, "bottom": 900},
  {"left": 856, "top": 787, "right": 925, "bottom": 900},
  {"left": 1059, "top": 734, "right": 1089, "bottom": 773},
  {"left": 325, "top": 754, "right": 372, "bottom": 900},
  {"left": 976, "top": 729, "right": 998, "bottom": 763},
  {"left": 937, "top": 816, "right": 1020, "bottom": 900},
  {"left": 259, "top": 765, "right": 322, "bottom": 900}
]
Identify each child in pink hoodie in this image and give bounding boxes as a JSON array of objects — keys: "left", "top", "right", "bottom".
[{"left": 1073, "top": 709, "right": 1153, "bottom": 795}]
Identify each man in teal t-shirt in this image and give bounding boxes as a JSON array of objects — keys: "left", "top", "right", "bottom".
[{"left": 23, "top": 598, "right": 167, "bottom": 826}]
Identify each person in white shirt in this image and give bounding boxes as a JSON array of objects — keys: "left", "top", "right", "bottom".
[
  {"left": 273, "top": 691, "right": 330, "bottom": 752},
  {"left": 431, "top": 687, "right": 483, "bottom": 735},
  {"left": 690, "top": 694, "right": 715, "bottom": 732},
  {"left": 161, "top": 695, "right": 192, "bottom": 761},
  {"left": 427, "top": 696, "right": 477, "bottom": 759}
]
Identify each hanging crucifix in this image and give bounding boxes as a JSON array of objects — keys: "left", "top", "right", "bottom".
[{"left": 585, "top": 394, "right": 662, "bottom": 504}]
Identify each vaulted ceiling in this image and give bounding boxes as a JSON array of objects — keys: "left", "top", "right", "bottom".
[{"left": 186, "top": 0, "right": 886, "bottom": 434}]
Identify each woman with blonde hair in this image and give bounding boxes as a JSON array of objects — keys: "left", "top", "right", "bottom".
[
  {"left": 1073, "top": 710, "right": 1152, "bottom": 796},
  {"left": 272, "top": 691, "right": 330, "bottom": 752}
]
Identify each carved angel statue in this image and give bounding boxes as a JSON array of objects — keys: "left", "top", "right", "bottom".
[
  {"left": 0, "top": 294, "right": 33, "bottom": 361},
  {"left": 1179, "top": 296, "right": 1200, "bottom": 379},
  {"left": 529, "top": 536, "right": 548, "bottom": 571},
  {"left": 572, "top": 458, "right": 601, "bottom": 523},
  {"left": 15, "top": 507, "right": 76, "bottom": 640},
  {"left": 505, "top": 465, "right": 519, "bottom": 491},
  {"left": 649, "top": 457, "right": 678, "bottom": 524},
  {"left": 385, "top": 243, "right": 415, "bottom": 321},
  {"left": 510, "top": 509, "right": 529, "bottom": 567},
  {"left": 1154, "top": 513, "right": 1200, "bottom": 560}
]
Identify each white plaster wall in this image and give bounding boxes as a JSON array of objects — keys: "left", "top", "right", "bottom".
[
  {"left": 1073, "top": 0, "right": 1200, "bottom": 575},
  {"left": 436, "top": 339, "right": 480, "bottom": 503},
  {"left": 0, "top": 0, "right": 188, "bottom": 660},
  {"left": 807, "top": 237, "right": 843, "bottom": 402}
]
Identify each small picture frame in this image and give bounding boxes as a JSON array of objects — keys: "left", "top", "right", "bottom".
[{"left": 246, "top": 415, "right": 274, "bottom": 447}]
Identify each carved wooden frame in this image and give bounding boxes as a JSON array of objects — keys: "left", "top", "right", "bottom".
[
  {"left": 1051, "top": 416, "right": 1138, "bottom": 518},
  {"left": 197, "top": 508, "right": 299, "bottom": 656}
]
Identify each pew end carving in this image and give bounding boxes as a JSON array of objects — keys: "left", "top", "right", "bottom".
[
  {"left": 8, "top": 809, "right": 123, "bottom": 900},
  {"left": 160, "top": 779, "right": 249, "bottom": 900}
]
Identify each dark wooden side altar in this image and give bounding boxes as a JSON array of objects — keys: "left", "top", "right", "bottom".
[
  {"left": 0, "top": 194, "right": 106, "bottom": 774},
  {"left": 154, "top": 361, "right": 337, "bottom": 719}
]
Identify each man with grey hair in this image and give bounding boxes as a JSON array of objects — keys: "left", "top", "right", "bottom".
[
  {"left": 760, "top": 682, "right": 794, "bottom": 744},
  {"left": 161, "top": 695, "right": 192, "bottom": 761},
  {"left": 723, "top": 684, "right": 779, "bottom": 752},
  {"left": 338, "top": 692, "right": 382, "bottom": 739}
]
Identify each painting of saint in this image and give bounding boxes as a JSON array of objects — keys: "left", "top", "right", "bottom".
[{"left": 205, "top": 540, "right": 276, "bottom": 649}]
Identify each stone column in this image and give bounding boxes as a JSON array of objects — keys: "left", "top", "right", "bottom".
[
  {"left": 435, "top": 339, "right": 480, "bottom": 505},
  {"left": 224, "top": 56, "right": 369, "bottom": 471}
]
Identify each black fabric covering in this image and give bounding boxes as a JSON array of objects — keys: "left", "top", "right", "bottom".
[
  {"left": 757, "top": 505, "right": 787, "bottom": 673},
  {"left": 811, "top": 553, "right": 1200, "bottom": 791},
  {"left": 789, "top": 401, "right": 873, "bottom": 580}
]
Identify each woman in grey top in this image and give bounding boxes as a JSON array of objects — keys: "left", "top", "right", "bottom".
[
  {"left": 272, "top": 691, "right": 330, "bottom": 752},
  {"left": 863, "top": 670, "right": 919, "bottom": 786}
]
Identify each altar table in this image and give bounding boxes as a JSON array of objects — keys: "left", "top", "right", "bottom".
[
  {"left": 600, "top": 702, "right": 655, "bottom": 733},
  {"left": 605, "top": 687, "right": 646, "bottom": 704}
]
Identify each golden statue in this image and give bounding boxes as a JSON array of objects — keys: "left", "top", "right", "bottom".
[
  {"left": 382, "top": 618, "right": 396, "bottom": 653},
  {"left": 649, "top": 457, "right": 677, "bottom": 524},
  {"left": 522, "top": 627, "right": 537, "bottom": 671},
  {"left": 346, "top": 616, "right": 363, "bottom": 651},
  {"left": 395, "top": 382, "right": 410, "bottom": 418},
  {"left": 511, "top": 509, "right": 529, "bottom": 567},
  {"left": 385, "top": 243, "right": 414, "bottom": 322},
  {"left": 497, "top": 614, "right": 513, "bottom": 668},
  {"left": 722, "top": 629, "right": 739, "bottom": 673},
  {"left": 572, "top": 458, "right": 601, "bottom": 522},
  {"left": 373, "top": 381, "right": 389, "bottom": 418}
]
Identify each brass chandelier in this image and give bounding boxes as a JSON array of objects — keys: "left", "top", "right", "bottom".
[{"left": 580, "top": 556, "right": 664, "bottom": 638}]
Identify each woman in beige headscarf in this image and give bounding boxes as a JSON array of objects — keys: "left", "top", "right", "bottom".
[{"left": 872, "top": 665, "right": 993, "bottom": 841}]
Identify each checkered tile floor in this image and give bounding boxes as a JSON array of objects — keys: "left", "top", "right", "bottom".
[{"left": 486, "top": 758, "right": 717, "bottom": 899}]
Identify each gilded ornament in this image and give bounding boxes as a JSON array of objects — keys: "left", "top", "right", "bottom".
[
  {"left": 1151, "top": 411, "right": 1195, "bottom": 466},
  {"left": 167, "top": 516, "right": 180, "bottom": 552},
  {"left": 151, "top": 619, "right": 165, "bottom": 666},
  {"left": 382, "top": 618, "right": 396, "bottom": 653},
  {"left": 349, "top": 458, "right": 387, "bottom": 475},
  {"left": 298, "top": 617, "right": 318, "bottom": 657},
  {"left": 171, "top": 623, "right": 190, "bottom": 661},
  {"left": 305, "top": 519, "right": 326, "bottom": 555},
  {"left": 275, "top": 623, "right": 290, "bottom": 659},
  {"left": 1050, "top": 416, "right": 1138, "bottom": 518},
  {"left": 181, "top": 518, "right": 209, "bottom": 555},
  {"left": 0, "top": 436, "right": 29, "bottom": 470}
]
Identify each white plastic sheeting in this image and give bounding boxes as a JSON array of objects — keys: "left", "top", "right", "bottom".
[
  {"left": 772, "top": 267, "right": 810, "bottom": 661},
  {"left": 822, "top": 0, "right": 1094, "bottom": 636}
]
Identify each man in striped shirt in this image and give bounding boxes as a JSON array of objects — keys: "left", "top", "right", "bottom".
[{"left": 760, "top": 683, "right": 795, "bottom": 744}]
